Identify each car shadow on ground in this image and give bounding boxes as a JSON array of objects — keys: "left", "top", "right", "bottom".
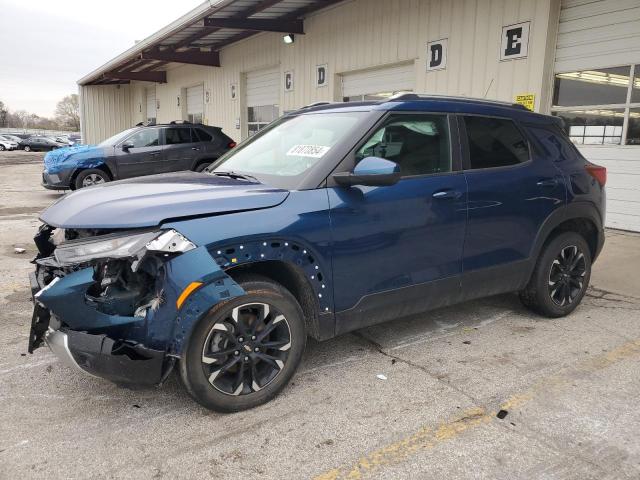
[{"left": 57, "top": 292, "right": 532, "bottom": 414}]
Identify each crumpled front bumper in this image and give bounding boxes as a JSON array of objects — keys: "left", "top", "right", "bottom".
[
  {"left": 29, "top": 245, "right": 244, "bottom": 385},
  {"left": 44, "top": 328, "right": 166, "bottom": 385}
]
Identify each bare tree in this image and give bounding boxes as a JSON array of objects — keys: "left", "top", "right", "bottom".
[
  {"left": 0, "top": 101, "right": 7, "bottom": 127},
  {"left": 55, "top": 94, "right": 80, "bottom": 131}
]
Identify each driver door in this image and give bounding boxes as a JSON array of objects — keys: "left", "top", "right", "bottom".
[
  {"left": 115, "top": 128, "right": 164, "bottom": 179},
  {"left": 327, "top": 113, "right": 468, "bottom": 334}
]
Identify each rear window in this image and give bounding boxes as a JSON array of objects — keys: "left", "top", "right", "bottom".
[
  {"left": 194, "top": 128, "right": 213, "bottom": 142},
  {"left": 463, "top": 116, "right": 530, "bottom": 169}
]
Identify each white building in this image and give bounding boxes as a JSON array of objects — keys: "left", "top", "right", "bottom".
[{"left": 78, "top": 0, "right": 640, "bottom": 231}]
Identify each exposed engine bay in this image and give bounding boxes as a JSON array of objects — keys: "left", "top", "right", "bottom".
[{"left": 30, "top": 224, "right": 194, "bottom": 351}]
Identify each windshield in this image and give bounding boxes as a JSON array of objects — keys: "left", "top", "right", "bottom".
[
  {"left": 98, "top": 128, "right": 137, "bottom": 147},
  {"left": 211, "top": 111, "right": 366, "bottom": 188}
]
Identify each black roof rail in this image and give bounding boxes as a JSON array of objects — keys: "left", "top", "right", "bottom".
[
  {"left": 387, "top": 93, "right": 528, "bottom": 110},
  {"left": 135, "top": 120, "right": 156, "bottom": 127},
  {"left": 299, "top": 101, "right": 334, "bottom": 110},
  {"left": 169, "top": 120, "right": 192, "bottom": 125}
]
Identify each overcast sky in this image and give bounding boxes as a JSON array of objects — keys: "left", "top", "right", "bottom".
[{"left": 0, "top": 0, "right": 202, "bottom": 117}]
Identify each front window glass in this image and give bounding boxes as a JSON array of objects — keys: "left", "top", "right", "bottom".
[
  {"left": 212, "top": 112, "right": 365, "bottom": 182},
  {"left": 464, "top": 116, "right": 529, "bottom": 169},
  {"left": 98, "top": 128, "right": 137, "bottom": 147},
  {"left": 355, "top": 114, "right": 451, "bottom": 176},
  {"left": 126, "top": 129, "right": 159, "bottom": 148}
]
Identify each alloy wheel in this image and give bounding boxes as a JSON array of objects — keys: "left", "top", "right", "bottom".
[
  {"left": 82, "top": 173, "right": 106, "bottom": 187},
  {"left": 548, "top": 245, "right": 586, "bottom": 306},
  {"left": 201, "top": 303, "right": 292, "bottom": 396}
]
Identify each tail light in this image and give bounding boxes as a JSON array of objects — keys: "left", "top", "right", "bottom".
[
  {"left": 228, "top": 142, "right": 237, "bottom": 148},
  {"left": 585, "top": 164, "right": 606, "bottom": 187}
]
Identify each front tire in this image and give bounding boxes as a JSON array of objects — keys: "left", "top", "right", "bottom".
[
  {"left": 179, "top": 276, "right": 306, "bottom": 412},
  {"left": 23, "top": 145, "right": 31, "bottom": 152},
  {"left": 74, "top": 168, "right": 110, "bottom": 189},
  {"left": 0, "top": 145, "right": 5, "bottom": 151},
  {"left": 520, "top": 232, "right": 591, "bottom": 317}
]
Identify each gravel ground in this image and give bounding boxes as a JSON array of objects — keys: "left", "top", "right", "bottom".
[
  {"left": 0, "top": 150, "right": 46, "bottom": 166},
  {"left": 1, "top": 162, "right": 639, "bottom": 480}
]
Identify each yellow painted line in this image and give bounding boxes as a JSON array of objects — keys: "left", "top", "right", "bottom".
[{"left": 313, "top": 338, "right": 640, "bottom": 480}]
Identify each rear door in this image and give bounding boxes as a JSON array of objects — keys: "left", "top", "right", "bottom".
[
  {"left": 114, "top": 128, "right": 163, "bottom": 179},
  {"left": 459, "top": 115, "right": 566, "bottom": 299},
  {"left": 162, "top": 127, "right": 199, "bottom": 172}
]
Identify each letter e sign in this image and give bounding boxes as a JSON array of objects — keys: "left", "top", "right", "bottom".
[
  {"left": 501, "top": 22, "right": 530, "bottom": 60},
  {"left": 427, "top": 38, "right": 447, "bottom": 71}
]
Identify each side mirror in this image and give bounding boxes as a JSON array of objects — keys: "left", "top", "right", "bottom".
[
  {"left": 333, "top": 157, "right": 400, "bottom": 187},
  {"left": 122, "top": 142, "right": 134, "bottom": 151}
]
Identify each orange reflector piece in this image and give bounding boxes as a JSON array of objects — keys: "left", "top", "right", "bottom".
[{"left": 176, "top": 281, "right": 204, "bottom": 309}]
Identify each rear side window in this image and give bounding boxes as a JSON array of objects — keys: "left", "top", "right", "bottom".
[
  {"left": 463, "top": 116, "right": 529, "bottom": 169},
  {"left": 528, "top": 125, "right": 578, "bottom": 163},
  {"left": 194, "top": 128, "right": 213, "bottom": 142},
  {"left": 165, "top": 128, "right": 192, "bottom": 145}
]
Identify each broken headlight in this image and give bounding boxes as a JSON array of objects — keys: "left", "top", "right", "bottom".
[{"left": 54, "top": 229, "right": 196, "bottom": 266}]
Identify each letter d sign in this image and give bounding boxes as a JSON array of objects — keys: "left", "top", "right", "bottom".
[{"left": 427, "top": 38, "right": 447, "bottom": 71}]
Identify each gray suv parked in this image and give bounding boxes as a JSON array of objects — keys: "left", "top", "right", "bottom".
[{"left": 42, "top": 122, "right": 236, "bottom": 190}]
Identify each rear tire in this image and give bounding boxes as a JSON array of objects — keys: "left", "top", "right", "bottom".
[
  {"left": 23, "top": 145, "right": 31, "bottom": 152},
  {"left": 179, "top": 275, "right": 306, "bottom": 412},
  {"left": 0, "top": 145, "right": 5, "bottom": 151},
  {"left": 195, "top": 162, "right": 211, "bottom": 172},
  {"left": 74, "top": 168, "right": 110, "bottom": 189},
  {"left": 519, "top": 232, "right": 591, "bottom": 318}
]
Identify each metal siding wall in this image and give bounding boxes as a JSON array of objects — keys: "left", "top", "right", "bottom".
[
  {"left": 79, "top": 84, "right": 132, "bottom": 144},
  {"left": 556, "top": 0, "right": 640, "bottom": 72},
  {"left": 82, "top": 0, "right": 558, "bottom": 142}
]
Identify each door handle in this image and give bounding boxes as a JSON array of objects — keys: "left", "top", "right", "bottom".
[
  {"left": 537, "top": 178, "right": 558, "bottom": 187},
  {"left": 191, "top": 147, "right": 200, "bottom": 151},
  {"left": 432, "top": 189, "right": 461, "bottom": 200}
]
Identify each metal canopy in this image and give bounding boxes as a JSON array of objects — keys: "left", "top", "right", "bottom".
[{"left": 82, "top": 0, "right": 344, "bottom": 86}]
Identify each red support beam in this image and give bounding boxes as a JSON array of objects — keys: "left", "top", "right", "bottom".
[
  {"left": 203, "top": 17, "right": 304, "bottom": 34},
  {"left": 141, "top": 49, "right": 220, "bottom": 67},
  {"left": 104, "top": 70, "right": 167, "bottom": 83},
  {"left": 172, "top": 0, "right": 285, "bottom": 49}
]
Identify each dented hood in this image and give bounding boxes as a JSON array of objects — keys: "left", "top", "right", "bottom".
[{"left": 40, "top": 172, "right": 290, "bottom": 229}]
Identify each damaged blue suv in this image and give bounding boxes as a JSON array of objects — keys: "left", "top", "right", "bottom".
[{"left": 29, "top": 95, "right": 606, "bottom": 412}]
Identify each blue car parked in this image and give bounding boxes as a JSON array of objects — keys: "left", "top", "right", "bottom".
[{"left": 29, "top": 95, "right": 606, "bottom": 411}]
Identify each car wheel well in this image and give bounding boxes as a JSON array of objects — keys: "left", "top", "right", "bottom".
[
  {"left": 545, "top": 217, "right": 598, "bottom": 260},
  {"left": 69, "top": 164, "right": 112, "bottom": 190},
  {"left": 226, "top": 261, "right": 321, "bottom": 340},
  {"left": 193, "top": 158, "right": 217, "bottom": 171}
]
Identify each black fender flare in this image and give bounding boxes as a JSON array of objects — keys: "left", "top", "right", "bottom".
[{"left": 526, "top": 201, "right": 605, "bottom": 279}]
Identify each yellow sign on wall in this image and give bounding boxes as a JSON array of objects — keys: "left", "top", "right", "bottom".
[{"left": 514, "top": 93, "right": 535, "bottom": 111}]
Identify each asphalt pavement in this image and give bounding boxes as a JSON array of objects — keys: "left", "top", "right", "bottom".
[{"left": 1, "top": 159, "right": 639, "bottom": 479}]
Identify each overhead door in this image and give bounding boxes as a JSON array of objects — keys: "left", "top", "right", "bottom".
[
  {"left": 553, "top": 0, "right": 640, "bottom": 231},
  {"left": 342, "top": 63, "right": 415, "bottom": 101},
  {"left": 186, "top": 84, "right": 204, "bottom": 124},
  {"left": 246, "top": 67, "right": 279, "bottom": 136},
  {"left": 146, "top": 87, "right": 156, "bottom": 123}
]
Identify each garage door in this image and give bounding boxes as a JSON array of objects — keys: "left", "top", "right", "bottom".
[
  {"left": 246, "top": 67, "right": 279, "bottom": 136},
  {"left": 553, "top": 0, "right": 640, "bottom": 231},
  {"left": 186, "top": 85, "right": 204, "bottom": 124},
  {"left": 342, "top": 63, "right": 414, "bottom": 101},
  {"left": 146, "top": 87, "right": 156, "bottom": 123}
]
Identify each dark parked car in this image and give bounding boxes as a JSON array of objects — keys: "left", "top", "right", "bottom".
[
  {"left": 29, "top": 95, "right": 606, "bottom": 412},
  {"left": 19, "top": 136, "right": 68, "bottom": 152},
  {"left": 41, "top": 122, "right": 235, "bottom": 190}
]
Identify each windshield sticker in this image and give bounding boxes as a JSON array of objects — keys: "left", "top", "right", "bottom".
[{"left": 286, "top": 144, "right": 330, "bottom": 158}]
